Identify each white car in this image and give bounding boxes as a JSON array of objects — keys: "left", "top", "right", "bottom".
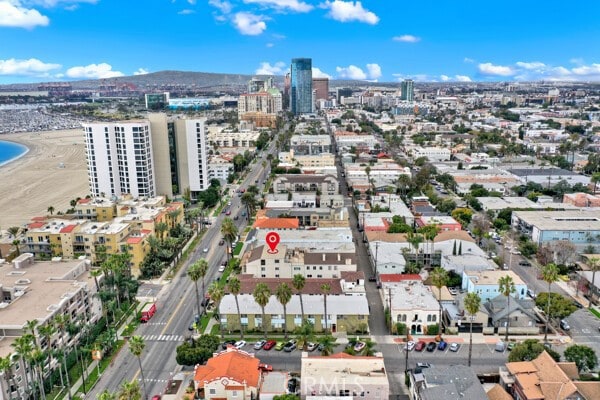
[
  {"left": 449, "top": 343, "right": 460, "bottom": 352},
  {"left": 404, "top": 341, "right": 415, "bottom": 351},
  {"left": 234, "top": 340, "right": 246, "bottom": 349},
  {"left": 203, "top": 247, "right": 209, "bottom": 253},
  {"left": 218, "top": 265, "right": 226, "bottom": 272}
]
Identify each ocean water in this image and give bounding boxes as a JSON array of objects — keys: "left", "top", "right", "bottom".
[{"left": 0, "top": 140, "right": 28, "bottom": 167}]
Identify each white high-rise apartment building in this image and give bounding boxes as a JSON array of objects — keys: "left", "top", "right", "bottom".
[
  {"left": 84, "top": 121, "right": 156, "bottom": 198},
  {"left": 175, "top": 118, "right": 210, "bottom": 192}
]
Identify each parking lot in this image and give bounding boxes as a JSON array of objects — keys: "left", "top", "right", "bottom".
[{"left": 563, "top": 308, "right": 600, "bottom": 355}]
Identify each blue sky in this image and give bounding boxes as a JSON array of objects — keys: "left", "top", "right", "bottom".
[{"left": 1, "top": 0, "right": 600, "bottom": 84}]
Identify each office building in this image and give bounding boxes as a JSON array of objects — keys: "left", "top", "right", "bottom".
[
  {"left": 144, "top": 92, "right": 169, "bottom": 110},
  {"left": 312, "top": 77, "right": 329, "bottom": 101},
  {"left": 290, "top": 58, "right": 313, "bottom": 114},
  {"left": 248, "top": 77, "right": 273, "bottom": 93},
  {"left": 84, "top": 120, "right": 156, "bottom": 198},
  {"left": 401, "top": 79, "right": 414, "bottom": 101}
]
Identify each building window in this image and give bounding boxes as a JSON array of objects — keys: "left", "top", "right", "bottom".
[
  {"left": 261, "top": 259, "right": 266, "bottom": 265},
  {"left": 209, "top": 389, "right": 216, "bottom": 395},
  {"left": 232, "top": 391, "right": 238, "bottom": 397}
]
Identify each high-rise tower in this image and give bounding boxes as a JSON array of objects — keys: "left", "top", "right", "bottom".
[
  {"left": 401, "top": 79, "right": 414, "bottom": 102},
  {"left": 290, "top": 58, "right": 313, "bottom": 114}
]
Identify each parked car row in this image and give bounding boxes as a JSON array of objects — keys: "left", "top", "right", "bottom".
[{"left": 405, "top": 340, "right": 461, "bottom": 353}]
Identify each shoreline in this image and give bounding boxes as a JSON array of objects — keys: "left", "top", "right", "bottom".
[
  {"left": 0, "top": 139, "right": 30, "bottom": 168},
  {"left": 0, "top": 129, "right": 89, "bottom": 228}
]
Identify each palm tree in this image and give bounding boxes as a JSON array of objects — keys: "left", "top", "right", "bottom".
[
  {"left": 7, "top": 226, "right": 20, "bottom": 238},
  {"left": 221, "top": 217, "right": 238, "bottom": 261},
  {"left": 241, "top": 192, "right": 257, "bottom": 219},
  {"left": 498, "top": 275, "right": 516, "bottom": 342},
  {"left": 228, "top": 276, "right": 244, "bottom": 338},
  {"left": 541, "top": 263, "right": 560, "bottom": 342},
  {"left": 591, "top": 172, "right": 600, "bottom": 194},
  {"left": 11, "top": 335, "right": 33, "bottom": 399},
  {"left": 54, "top": 314, "right": 72, "bottom": 400},
  {"left": 47, "top": 206, "right": 55, "bottom": 215},
  {"left": 12, "top": 239, "right": 21, "bottom": 257},
  {"left": 406, "top": 232, "right": 424, "bottom": 266},
  {"left": 128, "top": 336, "right": 147, "bottom": 400},
  {"left": 155, "top": 221, "right": 168, "bottom": 243},
  {"left": 321, "top": 283, "right": 331, "bottom": 333},
  {"left": 0, "top": 354, "right": 16, "bottom": 399},
  {"left": 253, "top": 283, "right": 271, "bottom": 339},
  {"left": 292, "top": 274, "right": 306, "bottom": 322},
  {"left": 464, "top": 292, "right": 481, "bottom": 367},
  {"left": 188, "top": 259, "right": 208, "bottom": 317},
  {"left": 318, "top": 335, "right": 336, "bottom": 356},
  {"left": 98, "top": 389, "right": 117, "bottom": 400},
  {"left": 430, "top": 267, "right": 448, "bottom": 334},
  {"left": 38, "top": 323, "right": 62, "bottom": 387},
  {"left": 588, "top": 257, "right": 600, "bottom": 309},
  {"left": 118, "top": 380, "right": 142, "bottom": 400},
  {"left": 275, "top": 283, "right": 292, "bottom": 338},
  {"left": 167, "top": 209, "right": 181, "bottom": 229},
  {"left": 424, "top": 224, "right": 440, "bottom": 267},
  {"left": 362, "top": 339, "right": 377, "bottom": 356},
  {"left": 296, "top": 320, "right": 315, "bottom": 350},
  {"left": 208, "top": 283, "right": 225, "bottom": 337}
]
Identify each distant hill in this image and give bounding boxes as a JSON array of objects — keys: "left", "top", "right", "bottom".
[{"left": 0, "top": 70, "right": 398, "bottom": 91}]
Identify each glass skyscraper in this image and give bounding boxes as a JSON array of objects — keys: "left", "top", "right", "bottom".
[{"left": 290, "top": 58, "right": 313, "bottom": 114}]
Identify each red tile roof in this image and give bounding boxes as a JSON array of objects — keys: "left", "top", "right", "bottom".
[
  {"left": 60, "top": 225, "right": 77, "bottom": 233},
  {"left": 77, "top": 198, "right": 91, "bottom": 204},
  {"left": 28, "top": 222, "right": 45, "bottom": 229},
  {"left": 127, "top": 236, "right": 143, "bottom": 244},
  {"left": 194, "top": 348, "right": 260, "bottom": 389},
  {"left": 253, "top": 218, "right": 299, "bottom": 229}
]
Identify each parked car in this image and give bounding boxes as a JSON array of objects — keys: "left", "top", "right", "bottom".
[
  {"left": 263, "top": 340, "right": 276, "bottom": 350},
  {"left": 225, "top": 210, "right": 231, "bottom": 216},
  {"left": 203, "top": 247, "right": 209, "bottom": 253},
  {"left": 152, "top": 395, "right": 161, "bottom": 400},
  {"left": 258, "top": 363, "right": 273, "bottom": 372},
  {"left": 495, "top": 341, "right": 506, "bottom": 352},
  {"left": 572, "top": 300, "right": 584, "bottom": 309},
  {"left": 403, "top": 341, "right": 415, "bottom": 351},
  {"left": 274, "top": 341, "right": 285, "bottom": 351},
  {"left": 560, "top": 319, "right": 570, "bottom": 331},
  {"left": 306, "top": 342, "right": 318, "bottom": 351},
  {"left": 416, "top": 362, "right": 431, "bottom": 368},
  {"left": 437, "top": 341, "right": 448, "bottom": 351},
  {"left": 449, "top": 343, "right": 460, "bottom": 352},
  {"left": 218, "top": 264, "right": 226, "bottom": 272},
  {"left": 507, "top": 342, "right": 516, "bottom": 351},
  {"left": 222, "top": 340, "right": 236, "bottom": 349},
  {"left": 233, "top": 215, "right": 239, "bottom": 220},
  {"left": 426, "top": 342, "right": 437, "bottom": 352},
  {"left": 287, "top": 378, "right": 298, "bottom": 394},
  {"left": 254, "top": 340, "right": 267, "bottom": 350},
  {"left": 234, "top": 340, "right": 246, "bottom": 349},
  {"left": 241, "top": 211, "right": 247, "bottom": 217},
  {"left": 283, "top": 340, "right": 297, "bottom": 352},
  {"left": 527, "top": 289, "right": 536, "bottom": 299},
  {"left": 354, "top": 341, "right": 366, "bottom": 352},
  {"left": 219, "top": 239, "right": 224, "bottom": 246},
  {"left": 188, "top": 314, "right": 200, "bottom": 331},
  {"left": 518, "top": 260, "right": 531, "bottom": 267},
  {"left": 415, "top": 341, "right": 426, "bottom": 352}
]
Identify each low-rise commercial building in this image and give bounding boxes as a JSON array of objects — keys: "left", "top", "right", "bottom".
[{"left": 462, "top": 270, "right": 527, "bottom": 302}]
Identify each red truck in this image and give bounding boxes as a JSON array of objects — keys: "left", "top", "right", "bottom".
[{"left": 140, "top": 302, "right": 157, "bottom": 323}]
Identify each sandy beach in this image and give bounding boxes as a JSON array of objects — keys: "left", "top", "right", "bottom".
[{"left": 0, "top": 129, "right": 89, "bottom": 228}]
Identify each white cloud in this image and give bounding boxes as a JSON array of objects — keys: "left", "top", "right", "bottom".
[
  {"left": 178, "top": 8, "right": 195, "bottom": 14},
  {"left": 322, "top": 0, "right": 378, "bottom": 25},
  {"left": 515, "top": 61, "right": 546, "bottom": 70},
  {"left": 65, "top": 63, "right": 124, "bottom": 79},
  {"left": 133, "top": 68, "right": 149, "bottom": 75},
  {"left": 187, "top": 0, "right": 196, "bottom": 4},
  {"left": 464, "top": 57, "right": 475, "bottom": 63},
  {"left": 440, "top": 74, "right": 449, "bottom": 81},
  {"left": 572, "top": 63, "right": 600, "bottom": 76},
  {"left": 266, "top": 42, "right": 274, "bottom": 47},
  {"left": 336, "top": 65, "right": 367, "bottom": 80},
  {"left": 0, "top": 57, "right": 60, "bottom": 76},
  {"left": 312, "top": 67, "right": 331, "bottom": 79},
  {"left": 255, "top": 61, "right": 286, "bottom": 75},
  {"left": 392, "top": 34, "right": 420, "bottom": 43},
  {"left": 478, "top": 62, "right": 514, "bottom": 76},
  {"left": 233, "top": 12, "right": 267, "bottom": 35},
  {"left": 455, "top": 75, "right": 472, "bottom": 82},
  {"left": 366, "top": 63, "right": 381, "bottom": 79},
  {"left": 208, "top": 0, "right": 232, "bottom": 14},
  {"left": 243, "top": 0, "right": 312, "bottom": 12},
  {"left": 25, "top": 0, "right": 97, "bottom": 7},
  {"left": 0, "top": 0, "right": 49, "bottom": 28}
]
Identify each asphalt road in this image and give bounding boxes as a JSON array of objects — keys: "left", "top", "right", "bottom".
[{"left": 86, "top": 137, "right": 280, "bottom": 399}]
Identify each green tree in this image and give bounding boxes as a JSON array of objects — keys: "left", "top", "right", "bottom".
[
  {"left": 128, "top": 336, "right": 147, "bottom": 400},
  {"left": 317, "top": 335, "right": 336, "bottom": 356},
  {"left": 508, "top": 340, "right": 561, "bottom": 362},
  {"left": 464, "top": 292, "right": 481, "bottom": 367},
  {"left": 430, "top": 267, "right": 448, "bottom": 333},
  {"left": 47, "top": 206, "right": 55, "bottom": 215},
  {"left": 564, "top": 344, "right": 598, "bottom": 372},
  {"left": 118, "top": 381, "right": 142, "bottom": 400},
  {"left": 535, "top": 293, "right": 577, "bottom": 319},
  {"left": 588, "top": 257, "right": 600, "bottom": 309},
  {"left": 292, "top": 274, "right": 306, "bottom": 322},
  {"left": 54, "top": 314, "right": 72, "bottom": 400},
  {"left": 295, "top": 320, "right": 315, "bottom": 350},
  {"left": 188, "top": 259, "right": 208, "bottom": 317},
  {"left": 406, "top": 232, "right": 423, "bottom": 266},
  {"left": 155, "top": 221, "right": 168, "bottom": 243},
  {"left": 7, "top": 226, "right": 20, "bottom": 238},
  {"left": 98, "top": 389, "right": 117, "bottom": 400},
  {"left": 321, "top": 283, "right": 331, "bottom": 333},
  {"left": 175, "top": 334, "right": 220, "bottom": 366},
  {"left": 228, "top": 276, "right": 244, "bottom": 339},
  {"left": 221, "top": 217, "right": 238, "bottom": 261},
  {"left": 241, "top": 192, "right": 257, "bottom": 219},
  {"left": 541, "top": 263, "right": 560, "bottom": 342},
  {"left": 11, "top": 335, "right": 33, "bottom": 398},
  {"left": 208, "top": 283, "right": 225, "bottom": 337},
  {"left": 275, "top": 283, "right": 292, "bottom": 338},
  {"left": 498, "top": 275, "right": 516, "bottom": 342},
  {"left": 253, "top": 283, "right": 272, "bottom": 339}
]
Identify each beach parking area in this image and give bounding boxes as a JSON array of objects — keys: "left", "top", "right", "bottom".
[{"left": 0, "top": 129, "right": 89, "bottom": 228}]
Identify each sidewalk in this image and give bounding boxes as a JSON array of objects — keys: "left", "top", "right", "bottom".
[{"left": 377, "top": 331, "right": 567, "bottom": 346}]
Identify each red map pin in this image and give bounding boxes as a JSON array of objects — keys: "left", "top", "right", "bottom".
[{"left": 266, "top": 231, "right": 280, "bottom": 254}]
